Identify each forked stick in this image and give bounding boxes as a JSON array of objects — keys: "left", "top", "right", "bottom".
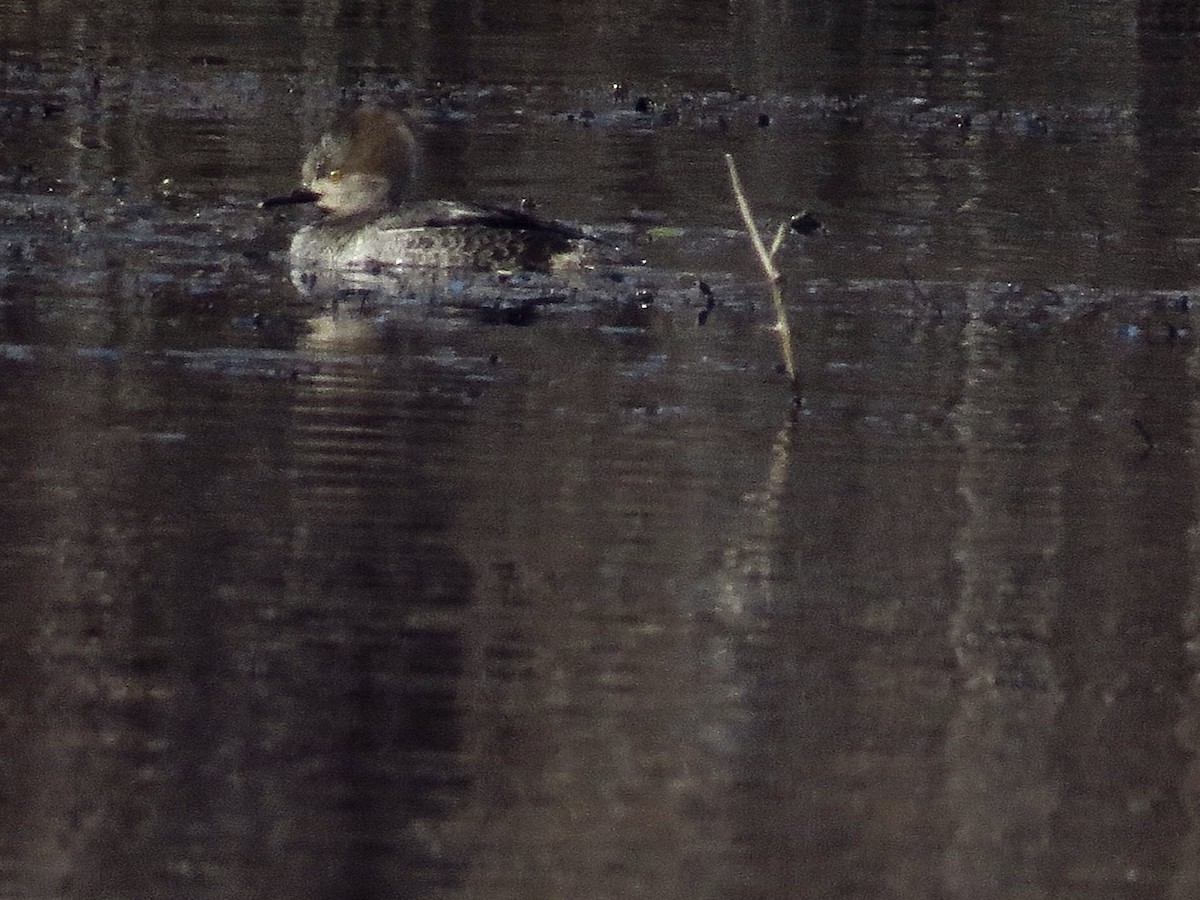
[{"left": 724, "top": 154, "right": 799, "bottom": 395}]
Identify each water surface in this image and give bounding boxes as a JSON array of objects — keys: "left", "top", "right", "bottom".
[{"left": 2, "top": 2, "right": 1200, "bottom": 898}]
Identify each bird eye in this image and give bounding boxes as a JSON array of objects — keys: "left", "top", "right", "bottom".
[{"left": 328, "top": 170, "right": 343, "bottom": 183}]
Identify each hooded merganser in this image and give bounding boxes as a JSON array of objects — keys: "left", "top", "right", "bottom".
[{"left": 264, "top": 107, "right": 589, "bottom": 275}]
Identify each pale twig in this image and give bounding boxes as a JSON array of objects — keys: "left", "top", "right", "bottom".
[
  {"left": 724, "top": 154, "right": 798, "bottom": 392},
  {"left": 725, "top": 154, "right": 780, "bottom": 281},
  {"left": 768, "top": 222, "right": 787, "bottom": 260}
]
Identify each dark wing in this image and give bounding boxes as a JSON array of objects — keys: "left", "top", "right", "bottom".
[{"left": 397, "top": 200, "right": 589, "bottom": 240}]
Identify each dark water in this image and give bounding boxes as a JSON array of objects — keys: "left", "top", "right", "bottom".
[{"left": 3, "top": 2, "right": 1200, "bottom": 898}]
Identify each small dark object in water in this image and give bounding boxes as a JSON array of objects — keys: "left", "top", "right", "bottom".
[
  {"left": 634, "top": 96, "right": 653, "bottom": 114},
  {"left": 489, "top": 353, "right": 500, "bottom": 365},
  {"left": 479, "top": 303, "right": 540, "bottom": 326},
  {"left": 1176, "top": 295, "right": 1191, "bottom": 313},
  {"left": 1133, "top": 418, "right": 1155, "bottom": 452},
  {"left": 697, "top": 280, "right": 716, "bottom": 325},
  {"left": 757, "top": 113, "right": 771, "bottom": 127},
  {"left": 790, "top": 210, "right": 822, "bottom": 234},
  {"left": 612, "top": 83, "right": 628, "bottom": 102}
]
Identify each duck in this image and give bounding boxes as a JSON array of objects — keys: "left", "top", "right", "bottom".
[{"left": 264, "top": 106, "right": 591, "bottom": 275}]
